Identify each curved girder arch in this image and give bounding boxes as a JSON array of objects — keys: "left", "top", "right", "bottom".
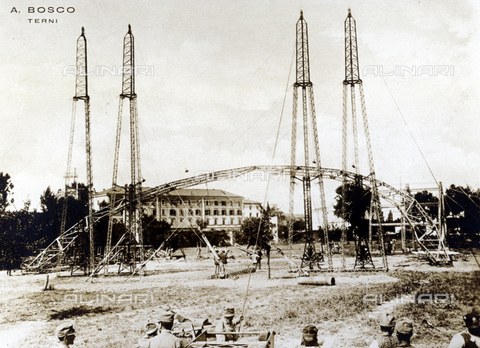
[
  {"left": 24, "top": 165, "right": 450, "bottom": 272},
  {"left": 140, "top": 165, "right": 449, "bottom": 264}
]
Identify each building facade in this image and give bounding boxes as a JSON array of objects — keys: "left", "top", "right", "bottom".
[{"left": 94, "top": 188, "right": 265, "bottom": 233}]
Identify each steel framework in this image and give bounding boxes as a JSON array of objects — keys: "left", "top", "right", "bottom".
[
  {"left": 23, "top": 165, "right": 450, "bottom": 272},
  {"left": 104, "top": 25, "right": 144, "bottom": 275},
  {"left": 288, "top": 11, "right": 332, "bottom": 271},
  {"left": 342, "top": 9, "right": 387, "bottom": 270},
  {"left": 56, "top": 27, "right": 95, "bottom": 273}
]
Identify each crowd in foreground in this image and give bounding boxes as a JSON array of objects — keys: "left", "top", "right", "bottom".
[{"left": 54, "top": 307, "right": 480, "bottom": 348}]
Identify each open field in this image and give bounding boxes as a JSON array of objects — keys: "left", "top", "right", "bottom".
[{"left": 0, "top": 245, "right": 479, "bottom": 348}]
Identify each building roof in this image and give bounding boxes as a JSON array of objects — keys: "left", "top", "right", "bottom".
[
  {"left": 165, "top": 188, "right": 242, "bottom": 199},
  {"left": 95, "top": 187, "right": 242, "bottom": 199},
  {"left": 95, "top": 186, "right": 153, "bottom": 197},
  {"left": 243, "top": 199, "right": 262, "bottom": 205}
]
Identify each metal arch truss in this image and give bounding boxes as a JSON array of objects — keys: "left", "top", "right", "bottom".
[{"left": 23, "top": 165, "right": 451, "bottom": 273}]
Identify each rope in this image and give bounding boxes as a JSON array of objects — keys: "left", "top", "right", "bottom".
[
  {"left": 240, "top": 40, "right": 296, "bottom": 330},
  {"left": 365, "top": 45, "right": 438, "bottom": 185},
  {"left": 445, "top": 189, "right": 480, "bottom": 268}
]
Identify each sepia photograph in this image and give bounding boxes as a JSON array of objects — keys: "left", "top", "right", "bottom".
[{"left": 0, "top": 1, "right": 479, "bottom": 347}]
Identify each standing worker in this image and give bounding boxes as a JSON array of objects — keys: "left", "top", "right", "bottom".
[
  {"left": 252, "top": 252, "right": 259, "bottom": 270},
  {"left": 148, "top": 310, "right": 184, "bottom": 348},
  {"left": 257, "top": 250, "right": 262, "bottom": 270},
  {"left": 447, "top": 308, "right": 480, "bottom": 348},
  {"left": 215, "top": 307, "right": 244, "bottom": 342}
]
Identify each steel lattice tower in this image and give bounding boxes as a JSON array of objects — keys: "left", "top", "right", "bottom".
[
  {"left": 62, "top": 27, "right": 95, "bottom": 272},
  {"left": 288, "top": 11, "right": 332, "bottom": 270},
  {"left": 342, "top": 9, "right": 387, "bottom": 270},
  {"left": 105, "top": 25, "right": 144, "bottom": 272}
]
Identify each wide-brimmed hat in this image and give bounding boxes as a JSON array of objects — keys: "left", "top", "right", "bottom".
[
  {"left": 379, "top": 312, "right": 396, "bottom": 328},
  {"left": 302, "top": 324, "right": 318, "bottom": 337},
  {"left": 396, "top": 318, "right": 413, "bottom": 335},
  {"left": 144, "top": 322, "right": 158, "bottom": 335},
  {"left": 224, "top": 307, "right": 235, "bottom": 317},
  {"left": 56, "top": 321, "right": 75, "bottom": 339},
  {"left": 158, "top": 310, "right": 175, "bottom": 324}
]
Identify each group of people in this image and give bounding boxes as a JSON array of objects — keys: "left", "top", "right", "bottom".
[
  {"left": 365, "top": 308, "right": 480, "bottom": 348},
  {"left": 54, "top": 307, "right": 480, "bottom": 347},
  {"left": 368, "top": 313, "right": 414, "bottom": 348}
]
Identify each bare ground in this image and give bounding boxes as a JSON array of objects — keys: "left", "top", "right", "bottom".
[{"left": 0, "top": 246, "right": 478, "bottom": 347}]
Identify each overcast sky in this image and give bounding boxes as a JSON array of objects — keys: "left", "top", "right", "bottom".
[{"left": 1, "top": 0, "right": 479, "bottom": 225}]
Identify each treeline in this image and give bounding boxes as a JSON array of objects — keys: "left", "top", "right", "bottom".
[{"left": 1, "top": 170, "right": 479, "bottom": 271}]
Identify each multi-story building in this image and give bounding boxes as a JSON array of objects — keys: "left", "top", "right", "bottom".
[
  {"left": 95, "top": 188, "right": 258, "bottom": 229},
  {"left": 94, "top": 187, "right": 283, "bottom": 243}
]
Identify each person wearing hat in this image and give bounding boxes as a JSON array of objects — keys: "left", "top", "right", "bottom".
[
  {"left": 395, "top": 318, "right": 415, "bottom": 347},
  {"left": 298, "top": 324, "right": 322, "bottom": 347},
  {"left": 138, "top": 321, "right": 158, "bottom": 348},
  {"left": 215, "top": 307, "right": 244, "bottom": 342},
  {"left": 56, "top": 321, "right": 75, "bottom": 347},
  {"left": 447, "top": 307, "right": 480, "bottom": 348},
  {"left": 148, "top": 310, "right": 184, "bottom": 348},
  {"left": 369, "top": 312, "right": 398, "bottom": 348}
]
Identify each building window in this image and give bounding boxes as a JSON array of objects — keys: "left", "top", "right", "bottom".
[
  {"left": 237, "top": 210, "right": 242, "bottom": 215},
  {"left": 249, "top": 213, "right": 252, "bottom": 217},
  {"left": 222, "top": 218, "right": 226, "bottom": 225},
  {"left": 152, "top": 209, "right": 156, "bottom": 216},
  {"left": 256, "top": 213, "right": 259, "bottom": 217},
  {"left": 221, "top": 201, "right": 226, "bottom": 206},
  {"left": 161, "top": 199, "right": 165, "bottom": 205},
  {"left": 214, "top": 219, "right": 218, "bottom": 225},
  {"left": 195, "top": 209, "right": 201, "bottom": 215},
  {"left": 188, "top": 209, "right": 193, "bottom": 216},
  {"left": 229, "top": 210, "right": 234, "bottom": 216},
  {"left": 170, "top": 218, "right": 175, "bottom": 224},
  {"left": 214, "top": 201, "right": 218, "bottom": 206},
  {"left": 180, "top": 210, "right": 184, "bottom": 216},
  {"left": 162, "top": 209, "right": 165, "bottom": 215},
  {"left": 230, "top": 218, "right": 234, "bottom": 225},
  {"left": 206, "top": 219, "right": 210, "bottom": 225},
  {"left": 170, "top": 209, "right": 176, "bottom": 216},
  {"left": 205, "top": 210, "right": 210, "bottom": 216},
  {"left": 221, "top": 210, "right": 226, "bottom": 216},
  {"left": 238, "top": 217, "right": 242, "bottom": 224},
  {"left": 213, "top": 210, "right": 218, "bottom": 216},
  {"left": 206, "top": 201, "right": 210, "bottom": 206}
]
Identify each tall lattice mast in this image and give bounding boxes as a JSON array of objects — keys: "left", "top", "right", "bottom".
[
  {"left": 288, "top": 11, "right": 332, "bottom": 270},
  {"left": 342, "top": 9, "right": 387, "bottom": 270},
  {"left": 105, "top": 25, "right": 144, "bottom": 271},
  {"left": 66, "top": 27, "right": 95, "bottom": 272}
]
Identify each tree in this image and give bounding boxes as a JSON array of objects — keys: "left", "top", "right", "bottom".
[
  {"left": 142, "top": 217, "right": 172, "bottom": 249},
  {"left": 444, "top": 185, "right": 480, "bottom": 246},
  {"left": 0, "top": 172, "right": 14, "bottom": 213},
  {"left": 333, "top": 178, "right": 372, "bottom": 240},
  {"left": 411, "top": 190, "right": 439, "bottom": 221},
  {"left": 237, "top": 203, "right": 274, "bottom": 278}
]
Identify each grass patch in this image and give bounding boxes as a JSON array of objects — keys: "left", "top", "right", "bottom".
[{"left": 49, "top": 305, "right": 116, "bottom": 320}]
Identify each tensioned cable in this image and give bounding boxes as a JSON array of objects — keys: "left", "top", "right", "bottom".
[
  {"left": 240, "top": 41, "right": 296, "bottom": 329},
  {"left": 365, "top": 45, "right": 438, "bottom": 185},
  {"left": 443, "top": 196, "right": 480, "bottom": 269}
]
